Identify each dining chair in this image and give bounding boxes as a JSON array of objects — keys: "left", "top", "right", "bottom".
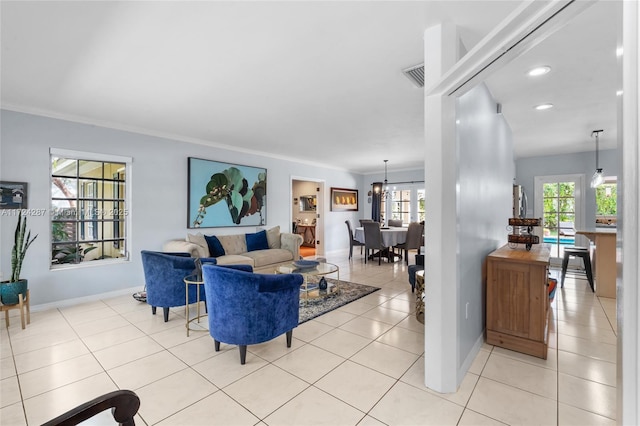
[
  {"left": 363, "top": 221, "right": 388, "bottom": 265},
  {"left": 394, "top": 222, "right": 424, "bottom": 264},
  {"left": 345, "top": 220, "right": 365, "bottom": 260},
  {"left": 388, "top": 219, "right": 403, "bottom": 227},
  {"left": 359, "top": 219, "right": 375, "bottom": 226}
]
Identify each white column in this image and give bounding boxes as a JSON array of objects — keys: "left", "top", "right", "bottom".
[
  {"left": 620, "top": 1, "right": 640, "bottom": 423},
  {"left": 423, "top": 22, "right": 459, "bottom": 393}
]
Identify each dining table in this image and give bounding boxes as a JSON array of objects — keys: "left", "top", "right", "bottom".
[
  {"left": 575, "top": 228, "right": 617, "bottom": 298},
  {"left": 354, "top": 226, "right": 408, "bottom": 247}
]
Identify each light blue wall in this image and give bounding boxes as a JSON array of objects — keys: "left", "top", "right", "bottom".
[
  {"left": 0, "top": 110, "right": 370, "bottom": 306},
  {"left": 456, "top": 83, "right": 514, "bottom": 377},
  {"left": 515, "top": 149, "right": 619, "bottom": 227}
]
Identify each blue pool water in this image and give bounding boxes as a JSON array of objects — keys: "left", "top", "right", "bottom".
[{"left": 543, "top": 236, "right": 575, "bottom": 245}]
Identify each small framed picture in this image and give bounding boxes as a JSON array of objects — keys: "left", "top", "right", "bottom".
[
  {"left": 330, "top": 187, "right": 358, "bottom": 212},
  {"left": 0, "top": 181, "right": 28, "bottom": 209}
]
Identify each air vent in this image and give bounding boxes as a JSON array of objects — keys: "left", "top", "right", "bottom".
[{"left": 402, "top": 63, "right": 424, "bottom": 88}]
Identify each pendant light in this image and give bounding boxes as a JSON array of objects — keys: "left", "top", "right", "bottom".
[
  {"left": 590, "top": 129, "right": 604, "bottom": 188},
  {"left": 381, "top": 160, "right": 390, "bottom": 199}
]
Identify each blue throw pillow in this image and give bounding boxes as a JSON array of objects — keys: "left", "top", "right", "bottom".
[
  {"left": 204, "top": 235, "right": 226, "bottom": 258},
  {"left": 246, "top": 230, "right": 269, "bottom": 252}
]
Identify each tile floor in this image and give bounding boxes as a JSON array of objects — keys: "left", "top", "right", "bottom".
[{"left": 0, "top": 251, "right": 617, "bottom": 425}]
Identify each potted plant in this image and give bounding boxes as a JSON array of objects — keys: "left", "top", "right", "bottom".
[{"left": 1, "top": 214, "right": 37, "bottom": 305}]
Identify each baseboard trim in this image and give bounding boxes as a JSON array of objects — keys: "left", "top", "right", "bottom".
[{"left": 31, "top": 286, "right": 142, "bottom": 313}]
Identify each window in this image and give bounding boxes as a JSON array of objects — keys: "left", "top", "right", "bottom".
[
  {"left": 542, "top": 181, "right": 576, "bottom": 257},
  {"left": 380, "top": 184, "right": 425, "bottom": 225},
  {"left": 535, "top": 174, "right": 585, "bottom": 261},
  {"left": 595, "top": 177, "right": 617, "bottom": 226},
  {"left": 417, "top": 189, "right": 425, "bottom": 222},
  {"left": 50, "top": 149, "right": 130, "bottom": 268},
  {"left": 390, "top": 189, "right": 411, "bottom": 224}
]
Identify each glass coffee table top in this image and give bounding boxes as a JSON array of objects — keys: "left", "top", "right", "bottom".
[
  {"left": 276, "top": 262, "right": 338, "bottom": 276},
  {"left": 276, "top": 262, "right": 340, "bottom": 301}
]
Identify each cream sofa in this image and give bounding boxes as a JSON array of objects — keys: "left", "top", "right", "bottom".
[{"left": 162, "top": 226, "right": 303, "bottom": 273}]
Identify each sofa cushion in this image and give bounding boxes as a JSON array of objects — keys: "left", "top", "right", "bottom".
[
  {"left": 266, "top": 226, "right": 281, "bottom": 249},
  {"left": 217, "top": 234, "right": 247, "bottom": 255},
  {"left": 204, "top": 235, "right": 226, "bottom": 258},
  {"left": 246, "top": 230, "right": 269, "bottom": 252},
  {"left": 187, "top": 233, "right": 209, "bottom": 256},
  {"left": 214, "top": 254, "right": 255, "bottom": 267},
  {"left": 243, "top": 248, "right": 294, "bottom": 268}
]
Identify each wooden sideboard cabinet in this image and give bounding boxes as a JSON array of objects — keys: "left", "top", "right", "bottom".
[{"left": 486, "top": 244, "right": 551, "bottom": 359}]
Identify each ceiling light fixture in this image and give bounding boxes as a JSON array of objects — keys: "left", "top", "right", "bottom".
[
  {"left": 527, "top": 66, "right": 551, "bottom": 76},
  {"left": 373, "top": 160, "right": 391, "bottom": 200},
  {"left": 591, "top": 129, "right": 605, "bottom": 188},
  {"left": 616, "top": 47, "right": 623, "bottom": 57},
  {"left": 534, "top": 103, "right": 554, "bottom": 110},
  {"left": 616, "top": 90, "right": 623, "bottom": 96}
]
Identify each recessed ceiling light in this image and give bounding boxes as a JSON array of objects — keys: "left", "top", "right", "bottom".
[
  {"left": 534, "top": 103, "right": 554, "bottom": 110},
  {"left": 616, "top": 47, "right": 623, "bottom": 57},
  {"left": 527, "top": 66, "right": 551, "bottom": 77},
  {"left": 616, "top": 90, "right": 623, "bottom": 96}
]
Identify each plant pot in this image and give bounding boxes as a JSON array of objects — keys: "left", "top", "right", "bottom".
[{"left": 1, "top": 279, "right": 28, "bottom": 305}]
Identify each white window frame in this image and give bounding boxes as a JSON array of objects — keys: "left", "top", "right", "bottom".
[
  {"left": 383, "top": 183, "right": 425, "bottom": 224},
  {"left": 534, "top": 173, "right": 586, "bottom": 262},
  {"left": 50, "top": 148, "right": 132, "bottom": 270}
]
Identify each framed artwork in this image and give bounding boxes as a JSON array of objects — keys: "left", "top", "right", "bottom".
[
  {"left": 330, "top": 187, "right": 358, "bottom": 212},
  {"left": 188, "top": 157, "right": 267, "bottom": 228},
  {"left": 0, "top": 181, "right": 28, "bottom": 209}
]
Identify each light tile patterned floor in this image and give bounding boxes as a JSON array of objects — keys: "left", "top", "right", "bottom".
[{"left": 0, "top": 251, "right": 617, "bottom": 425}]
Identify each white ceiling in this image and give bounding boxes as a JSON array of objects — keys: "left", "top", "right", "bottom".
[{"left": 0, "top": 1, "right": 620, "bottom": 174}]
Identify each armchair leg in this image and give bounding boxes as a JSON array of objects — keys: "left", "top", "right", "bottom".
[
  {"left": 239, "top": 345, "right": 247, "bottom": 365},
  {"left": 151, "top": 306, "right": 156, "bottom": 315},
  {"left": 286, "top": 330, "right": 293, "bottom": 348},
  {"left": 163, "top": 307, "right": 169, "bottom": 322},
  {"left": 214, "top": 340, "right": 220, "bottom": 352}
]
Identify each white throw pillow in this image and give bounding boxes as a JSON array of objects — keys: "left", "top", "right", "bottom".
[
  {"left": 266, "top": 226, "right": 281, "bottom": 249},
  {"left": 186, "top": 233, "right": 209, "bottom": 256}
]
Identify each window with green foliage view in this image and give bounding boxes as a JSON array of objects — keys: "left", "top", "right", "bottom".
[{"left": 596, "top": 182, "right": 617, "bottom": 216}]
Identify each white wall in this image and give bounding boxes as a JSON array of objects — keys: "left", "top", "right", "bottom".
[
  {"left": 0, "top": 110, "right": 365, "bottom": 306},
  {"left": 455, "top": 83, "right": 514, "bottom": 376}
]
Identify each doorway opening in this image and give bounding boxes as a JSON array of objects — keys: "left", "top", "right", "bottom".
[{"left": 291, "top": 178, "right": 324, "bottom": 259}]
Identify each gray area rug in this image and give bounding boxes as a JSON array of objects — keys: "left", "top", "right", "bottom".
[{"left": 298, "top": 278, "right": 380, "bottom": 324}]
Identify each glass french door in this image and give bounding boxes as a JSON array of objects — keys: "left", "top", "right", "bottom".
[{"left": 534, "top": 174, "right": 585, "bottom": 262}]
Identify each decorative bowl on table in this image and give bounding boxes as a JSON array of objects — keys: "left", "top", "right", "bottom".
[{"left": 293, "top": 260, "right": 319, "bottom": 270}]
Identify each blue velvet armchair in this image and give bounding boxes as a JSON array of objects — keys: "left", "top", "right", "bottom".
[
  {"left": 202, "top": 264, "right": 303, "bottom": 364},
  {"left": 141, "top": 251, "right": 217, "bottom": 322}
]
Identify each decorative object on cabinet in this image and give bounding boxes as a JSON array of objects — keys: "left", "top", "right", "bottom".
[
  {"left": 507, "top": 217, "right": 541, "bottom": 250},
  {"left": 330, "top": 187, "right": 358, "bottom": 211},
  {"left": 486, "top": 244, "right": 551, "bottom": 359},
  {"left": 0, "top": 181, "right": 28, "bottom": 209},
  {"left": 188, "top": 157, "right": 266, "bottom": 228}
]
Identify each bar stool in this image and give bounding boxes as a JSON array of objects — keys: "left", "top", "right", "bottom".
[{"left": 561, "top": 247, "right": 594, "bottom": 292}]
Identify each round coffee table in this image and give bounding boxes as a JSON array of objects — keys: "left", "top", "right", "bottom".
[{"left": 275, "top": 262, "right": 340, "bottom": 303}]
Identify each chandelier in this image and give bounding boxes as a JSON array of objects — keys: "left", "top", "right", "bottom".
[
  {"left": 373, "top": 160, "right": 391, "bottom": 199},
  {"left": 590, "top": 129, "right": 604, "bottom": 188}
]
